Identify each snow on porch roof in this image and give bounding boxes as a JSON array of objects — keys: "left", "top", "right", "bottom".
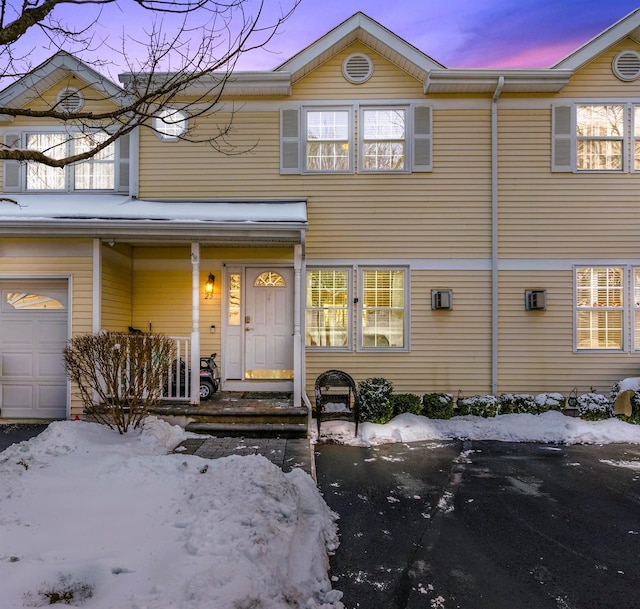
[{"left": 0, "top": 195, "right": 308, "bottom": 243}]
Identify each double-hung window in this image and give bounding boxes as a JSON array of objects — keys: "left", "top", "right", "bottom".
[
  {"left": 280, "top": 105, "right": 431, "bottom": 174},
  {"left": 305, "top": 269, "right": 351, "bottom": 348},
  {"left": 305, "top": 267, "right": 409, "bottom": 350},
  {"left": 553, "top": 103, "right": 627, "bottom": 172},
  {"left": 3, "top": 130, "right": 125, "bottom": 192},
  {"left": 305, "top": 109, "right": 352, "bottom": 172},
  {"left": 575, "top": 267, "right": 624, "bottom": 350},
  {"left": 360, "top": 107, "right": 407, "bottom": 172}
]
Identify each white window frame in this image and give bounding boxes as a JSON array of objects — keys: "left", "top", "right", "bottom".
[
  {"left": 153, "top": 108, "right": 189, "bottom": 141},
  {"left": 574, "top": 266, "right": 626, "bottom": 352},
  {"left": 303, "top": 106, "right": 354, "bottom": 174},
  {"left": 632, "top": 267, "right": 640, "bottom": 351},
  {"left": 632, "top": 105, "right": 640, "bottom": 172},
  {"left": 280, "top": 103, "right": 432, "bottom": 175},
  {"left": 359, "top": 106, "right": 409, "bottom": 173},
  {"left": 553, "top": 102, "right": 629, "bottom": 173},
  {"left": 358, "top": 266, "right": 410, "bottom": 351},
  {"left": 305, "top": 267, "right": 352, "bottom": 350},
  {"left": 5, "top": 128, "right": 120, "bottom": 192}
]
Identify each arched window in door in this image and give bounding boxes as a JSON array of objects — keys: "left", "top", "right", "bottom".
[{"left": 254, "top": 271, "right": 286, "bottom": 287}]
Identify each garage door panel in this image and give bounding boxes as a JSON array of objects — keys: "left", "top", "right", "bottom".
[
  {"left": 38, "top": 353, "right": 66, "bottom": 377},
  {"left": 1, "top": 321, "right": 34, "bottom": 345},
  {"left": 1, "top": 384, "right": 33, "bottom": 409},
  {"left": 38, "top": 319, "right": 68, "bottom": 344},
  {"left": 1, "top": 353, "right": 34, "bottom": 377},
  {"left": 37, "top": 384, "right": 67, "bottom": 412}
]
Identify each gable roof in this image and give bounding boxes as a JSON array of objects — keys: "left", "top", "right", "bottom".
[
  {"left": 0, "top": 51, "right": 127, "bottom": 110},
  {"left": 275, "top": 12, "right": 445, "bottom": 83},
  {"left": 553, "top": 8, "right": 640, "bottom": 70}
]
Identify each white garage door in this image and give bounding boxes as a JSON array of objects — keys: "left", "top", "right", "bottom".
[{"left": 0, "top": 280, "right": 68, "bottom": 419}]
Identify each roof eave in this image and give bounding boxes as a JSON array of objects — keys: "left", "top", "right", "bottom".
[{"left": 425, "top": 69, "right": 573, "bottom": 94}]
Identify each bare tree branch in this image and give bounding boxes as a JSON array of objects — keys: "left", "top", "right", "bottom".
[{"left": 0, "top": 0, "right": 300, "bottom": 167}]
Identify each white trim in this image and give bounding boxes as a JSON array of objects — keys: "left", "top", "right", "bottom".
[
  {"left": 554, "top": 9, "right": 640, "bottom": 71},
  {"left": 92, "top": 239, "right": 101, "bottom": 332}
]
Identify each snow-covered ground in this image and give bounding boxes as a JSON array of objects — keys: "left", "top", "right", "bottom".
[{"left": 2, "top": 410, "right": 640, "bottom": 609}]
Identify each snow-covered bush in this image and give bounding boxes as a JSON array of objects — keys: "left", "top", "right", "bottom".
[
  {"left": 458, "top": 394, "right": 499, "bottom": 418},
  {"left": 358, "top": 377, "right": 394, "bottom": 424},
  {"left": 576, "top": 392, "right": 612, "bottom": 421},
  {"left": 422, "top": 393, "right": 454, "bottom": 419},
  {"left": 392, "top": 393, "right": 423, "bottom": 417},
  {"left": 535, "top": 393, "right": 565, "bottom": 413},
  {"left": 499, "top": 394, "right": 538, "bottom": 414}
]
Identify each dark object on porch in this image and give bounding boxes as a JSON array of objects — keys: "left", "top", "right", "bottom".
[{"left": 315, "top": 370, "right": 360, "bottom": 437}]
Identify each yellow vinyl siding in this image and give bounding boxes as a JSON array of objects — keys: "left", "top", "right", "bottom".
[
  {"left": 101, "top": 244, "right": 133, "bottom": 331},
  {"left": 498, "top": 107, "right": 640, "bottom": 258},
  {"left": 305, "top": 270, "right": 493, "bottom": 396},
  {"left": 557, "top": 39, "right": 640, "bottom": 98},
  {"left": 292, "top": 42, "right": 425, "bottom": 99},
  {"left": 497, "top": 271, "right": 638, "bottom": 395}
]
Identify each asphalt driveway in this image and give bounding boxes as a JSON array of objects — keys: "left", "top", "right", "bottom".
[
  {"left": 0, "top": 423, "right": 49, "bottom": 452},
  {"left": 315, "top": 440, "right": 640, "bottom": 609}
]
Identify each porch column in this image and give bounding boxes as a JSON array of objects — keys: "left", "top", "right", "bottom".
[
  {"left": 92, "top": 238, "right": 102, "bottom": 332},
  {"left": 293, "top": 244, "right": 302, "bottom": 409},
  {"left": 190, "top": 243, "right": 201, "bottom": 405}
]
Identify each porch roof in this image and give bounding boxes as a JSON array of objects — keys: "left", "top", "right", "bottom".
[{"left": 0, "top": 195, "right": 308, "bottom": 245}]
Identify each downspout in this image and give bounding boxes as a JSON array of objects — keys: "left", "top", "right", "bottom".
[
  {"left": 190, "top": 243, "right": 201, "bottom": 405},
  {"left": 491, "top": 76, "right": 504, "bottom": 396}
]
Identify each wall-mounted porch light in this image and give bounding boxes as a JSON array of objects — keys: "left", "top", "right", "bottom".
[{"left": 204, "top": 273, "right": 215, "bottom": 299}]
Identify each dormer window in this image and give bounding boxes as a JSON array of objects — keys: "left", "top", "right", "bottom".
[{"left": 153, "top": 108, "right": 188, "bottom": 141}]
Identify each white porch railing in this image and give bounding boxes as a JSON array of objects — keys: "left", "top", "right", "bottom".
[{"left": 161, "top": 336, "right": 191, "bottom": 401}]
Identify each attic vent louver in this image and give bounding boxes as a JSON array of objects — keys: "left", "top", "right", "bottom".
[
  {"left": 56, "top": 87, "right": 84, "bottom": 112},
  {"left": 612, "top": 50, "right": 640, "bottom": 81},
  {"left": 342, "top": 53, "right": 373, "bottom": 84}
]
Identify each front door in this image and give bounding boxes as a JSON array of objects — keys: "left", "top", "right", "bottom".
[{"left": 244, "top": 268, "right": 293, "bottom": 379}]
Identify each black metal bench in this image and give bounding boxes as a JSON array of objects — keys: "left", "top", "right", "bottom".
[{"left": 314, "top": 370, "right": 360, "bottom": 436}]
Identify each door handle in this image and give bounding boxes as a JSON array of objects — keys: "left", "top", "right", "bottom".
[{"left": 245, "top": 327, "right": 253, "bottom": 332}]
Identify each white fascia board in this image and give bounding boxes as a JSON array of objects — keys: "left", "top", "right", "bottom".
[
  {"left": 0, "top": 52, "right": 127, "bottom": 109},
  {"left": 118, "top": 71, "right": 291, "bottom": 97},
  {"left": 553, "top": 8, "right": 640, "bottom": 70},
  {"left": 276, "top": 12, "right": 445, "bottom": 76},
  {"left": 425, "top": 69, "right": 573, "bottom": 94}
]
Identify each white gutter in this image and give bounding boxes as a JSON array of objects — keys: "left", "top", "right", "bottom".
[{"left": 491, "top": 76, "right": 504, "bottom": 396}]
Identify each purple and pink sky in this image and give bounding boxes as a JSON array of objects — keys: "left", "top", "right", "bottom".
[{"left": 25, "top": 0, "right": 640, "bottom": 74}]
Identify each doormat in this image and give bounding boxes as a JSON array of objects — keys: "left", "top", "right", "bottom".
[{"left": 241, "top": 392, "right": 292, "bottom": 400}]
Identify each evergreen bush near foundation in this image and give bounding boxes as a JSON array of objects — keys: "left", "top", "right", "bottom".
[
  {"left": 576, "top": 391, "right": 612, "bottom": 421},
  {"left": 499, "top": 393, "right": 538, "bottom": 414},
  {"left": 358, "top": 377, "right": 394, "bottom": 424},
  {"left": 422, "top": 393, "right": 454, "bottom": 419},
  {"left": 391, "top": 393, "right": 423, "bottom": 417},
  {"left": 457, "top": 394, "right": 499, "bottom": 418},
  {"left": 610, "top": 383, "right": 640, "bottom": 424}
]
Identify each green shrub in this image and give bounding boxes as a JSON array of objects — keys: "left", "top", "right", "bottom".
[
  {"left": 392, "top": 393, "right": 423, "bottom": 417},
  {"left": 422, "top": 393, "right": 454, "bottom": 419},
  {"left": 458, "top": 395, "right": 499, "bottom": 418},
  {"left": 577, "top": 392, "right": 611, "bottom": 421},
  {"left": 499, "top": 393, "right": 537, "bottom": 414},
  {"left": 358, "top": 377, "right": 394, "bottom": 424}
]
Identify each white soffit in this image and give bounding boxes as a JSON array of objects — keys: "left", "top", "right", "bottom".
[{"left": 425, "top": 69, "right": 573, "bottom": 94}]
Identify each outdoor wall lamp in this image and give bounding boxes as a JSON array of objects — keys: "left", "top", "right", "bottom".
[{"left": 204, "top": 273, "right": 215, "bottom": 299}]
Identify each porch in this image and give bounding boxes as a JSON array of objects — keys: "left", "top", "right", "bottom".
[{"left": 150, "top": 390, "right": 309, "bottom": 438}]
